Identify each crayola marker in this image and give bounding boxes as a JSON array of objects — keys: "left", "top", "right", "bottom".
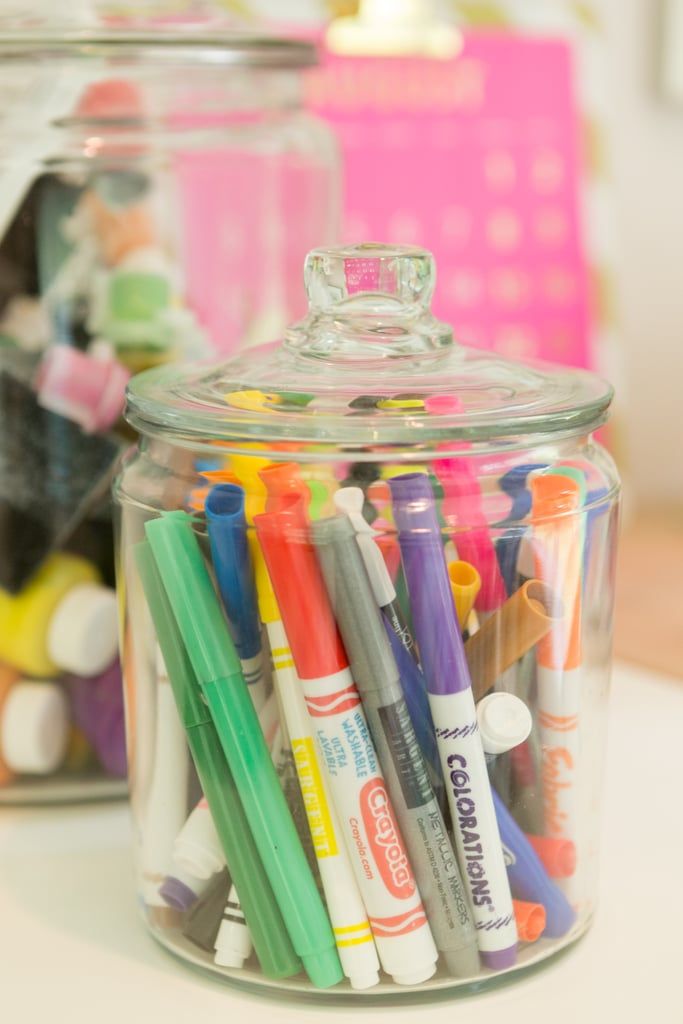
[
  {"left": 258, "top": 587, "right": 381, "bottom": 989},
  {"left": 390, "top": 474, "right": 518, "bottom": 970},
  {"left": 255, "top": 492, "right": 438, "bottom": 987},
  {"left": 531, "top": 472, "right": 584, "bottom": 898}
]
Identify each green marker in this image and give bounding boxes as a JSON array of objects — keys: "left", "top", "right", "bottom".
[
  {"left": 134, "top": 541, "right": 301, "bottom": 980},
  {"left": 143, "top": 514, "right": 343, "bottom": 990}
]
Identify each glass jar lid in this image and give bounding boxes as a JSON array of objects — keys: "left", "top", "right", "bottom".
[{"left": 126, "top": 244, "right": 613, "bottom": 449}]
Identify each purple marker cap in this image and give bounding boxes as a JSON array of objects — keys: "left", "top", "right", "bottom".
[
  {"left": 390, "top": 473, "right": 472, "bottom": 697},
  {"left": 159, "top": 876, "right": 199, "bottom": 912},
  {"left": 481, "top": 947, "right": 517, "bottom": 971}
]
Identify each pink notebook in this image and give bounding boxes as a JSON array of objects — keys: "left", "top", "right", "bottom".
[{"left": 306, "top": 34, "right": 592, "bottom": 369}]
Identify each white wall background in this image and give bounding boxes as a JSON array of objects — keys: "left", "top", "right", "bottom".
[{"left": 601, "top": 0, "right": 683, "bottom": 508}]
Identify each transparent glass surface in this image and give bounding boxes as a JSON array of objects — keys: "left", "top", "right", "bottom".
[
  {"left": 0, "top": 37, "right": 339, "bottom": 804},
  {"left": 113, "top": 246, "right": 620, "bottom": 999}
]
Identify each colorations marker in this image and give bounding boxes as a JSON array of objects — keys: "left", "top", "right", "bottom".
[
  {"left": 255, "top": 493, "right": 439, "bottom": 986},
  {"left": 390, "top": 473, "right": 518, "bottom": 970}
]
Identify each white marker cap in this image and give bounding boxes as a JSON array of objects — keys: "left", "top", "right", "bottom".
[
  {"left": 334, "top": 486, "right": 374, "bottom": 533},
  {"left": 477, "top": 692, "right": 532, "bottom": 756},
  {"left": 47, "top": 583, "right": 119, "bottom": 677},
  {"left": 349, "top": 969, "right": 381, "bottom": 991},
  {"left": 1, "top": 681, "right": 69, "bottom": 774}
]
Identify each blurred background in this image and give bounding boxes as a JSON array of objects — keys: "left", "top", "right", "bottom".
[{"left": 0, "top": 0, "right": 680, "bottom": 726}]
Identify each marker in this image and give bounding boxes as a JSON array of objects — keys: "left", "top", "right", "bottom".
[
  {"left": 205, "top": 485, "right": 268, "bottom": 713},
  {"left": 334, "top": 487, "right": 443, "bottom": 796},
  {"left": 334, "top": 488, "right": 418, "bottom": 664},
  {"left": 531, "top": 473, "right": 584, "bottom": 894},
  {"left": 390, "top": 473, "right": 518, "bottom": 970},
  {"left": 0, "top": 679, "right": 70, "bottom": 776},
  {"left": 134, "top": 540, "right": 301, "bottom": 981},
  {"left": 312, "top": 515, "right": 480, "bottom": 978},
  {"left": 255, "top": 494, "right": 439, "bottom": 987},
  {"left": 170, "top": 797, "right": 227, "bottom": 900},
  {"left": 492, "top": 788, "right": 576, "bottom": 938},
  {"left": 140, "top": 647, "right": 190, "bottom": 907},
  {"left": 464, "top": 580, "right": 559, "bottom": 701},
  {"left": 144, "top": 513, "right": 341, "bottom": 989},
  {"left": 215, "top": 882, "right": 253, "bottom": 968},
  {"left": 434, "top": 458, "right": 507, "bottom": 614}
]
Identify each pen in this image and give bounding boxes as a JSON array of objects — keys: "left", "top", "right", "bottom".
[
  {"left": 312, "top": 514, "right": 480, "bottom": 978},
  {"left": 255, "top": 493, "right": 439, "bottom": 987},
  {"left": 251, "top": 532, "right": 381, "bottom": 990},
  {"left": 144, "top": 513, "right": 342, "bottom": 988},
  {"left": 390, "top": 473, "right": 518, "bottom": 970},
  {"left": 134, "top": 539, "right": 302, "bottom": 981},
  {"left": 205, "top": 485, "right": 268, "bottom": 712}
]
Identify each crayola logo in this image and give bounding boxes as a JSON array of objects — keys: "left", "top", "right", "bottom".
[{"left": 360, "top": 779, "right": 415, "bottom": 899}]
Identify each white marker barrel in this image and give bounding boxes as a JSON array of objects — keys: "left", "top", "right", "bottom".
[
  {"left": 304, "top": 665, "right": 438, "bottom": 986},
  {"left": 268, "top": 620, "right": 380, "bottom": 991},
  {"left": 430, "top": 688, "right": 518, "bottom": 969}
]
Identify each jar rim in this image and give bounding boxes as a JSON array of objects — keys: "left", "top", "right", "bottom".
[{"left": 0, "top": 32, "right": 318, "bottom": 69}]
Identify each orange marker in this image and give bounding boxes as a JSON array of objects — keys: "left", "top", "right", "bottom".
[
  {"left": 531, "top": 473, "right": 584, "bottom": 899},
  {"left": 512, "top": 900, "right": 546, "bottom": 943}
]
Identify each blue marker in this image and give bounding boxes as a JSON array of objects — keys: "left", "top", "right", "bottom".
[
  {"left": 492, "top": 789, "right": 576, "bottom": 939},
  {"left": 495, "top": 465, "right": 548, "bottom": 595},
  {"left": 205, "top": 484, "right": 268, "bottom": 712}
]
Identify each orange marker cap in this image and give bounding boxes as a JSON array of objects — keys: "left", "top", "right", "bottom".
[
  {"left": 513, "top": 899, "right": 546, "bottom": 943},
  {"left": 525, "top": 835, "right": 577, "bottom": 879}
]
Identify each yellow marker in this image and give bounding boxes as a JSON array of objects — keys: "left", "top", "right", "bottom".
[{"left": 448, "top": 560, "right": 482, "bottom": 630}]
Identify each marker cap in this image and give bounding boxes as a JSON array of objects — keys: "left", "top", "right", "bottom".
[
  {"left": 525, "top": 835, "right": 577, "bottom": 879},
  {"left": 1, "top": 681, "right": 69, "bottom": 774},
  {"left": 448, "top": 560, "right": 481, "bottom": 627},
  {"left": 47, "top": 583, "right": 119, "bottom": 677},
  {"left": 477, "top": 692, "right": 532, "bottom": 756},
  {"left": 513, "top": 899, "right": 547, "bottom": 943},
  {"left": 465, "top": 580, "right": 559, "bottom": 701},
  {"left": 205, "top": 484, "right": 262, "bottom": 660},
  {"left": 36, "top": 344, "right": 130, "bottom": 433}
]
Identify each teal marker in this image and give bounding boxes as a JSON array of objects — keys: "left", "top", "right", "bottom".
[
  {"left": 144, "top": 512, "right": 342, "bottom": 989},
  {"left": 134, "top": 540, "right": 301, "bottom": 980}
]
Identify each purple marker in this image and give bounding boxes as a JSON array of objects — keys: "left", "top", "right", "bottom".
[
  {"left": 492, "top": 789, "right": 576, "bottom": 939},
  {"left": 390, "top": 473, "right": 518, "bottom": 970}
]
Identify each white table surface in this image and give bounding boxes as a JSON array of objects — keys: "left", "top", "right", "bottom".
[{"left": 0, "top": 661, "right": 681, "bottom": 1024}]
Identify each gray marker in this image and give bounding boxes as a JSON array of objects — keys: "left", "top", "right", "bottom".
[{"left": 312, "top": 515, "right": 480, "bottom": 978}]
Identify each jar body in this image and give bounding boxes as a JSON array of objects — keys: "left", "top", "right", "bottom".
[
  {"left": 0, "top": 43, "right": 339, "bottom": 803},
  {"left": 113, "top": 427, "right": 619, "bottom": 998}
]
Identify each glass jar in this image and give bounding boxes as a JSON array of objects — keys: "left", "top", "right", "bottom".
[
  {"left": 114, "top": 244, "right": 620, "bottom": 999},
  {"left": 0, "top": 28, "right": 339, "bottom": 803}
]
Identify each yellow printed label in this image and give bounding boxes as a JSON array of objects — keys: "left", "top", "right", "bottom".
[{"left": 292, "top": 737, "right": 338, "bottom": 858}]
